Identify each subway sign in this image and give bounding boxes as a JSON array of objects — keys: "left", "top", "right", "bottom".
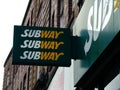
[
  {"left": 13, "top": 26, "right": 71, "bottom": 66},
  {"left": 73, "top": 0, "right": 120, "bottom": 84}
]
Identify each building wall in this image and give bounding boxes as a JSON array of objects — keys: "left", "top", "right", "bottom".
[
  {"left": 3, "top": 53, "right": 13, "bottom": 90},
  {"left": 4, "top": 0, "right": 120, "bottom": 90},
  {"left": 45, "top": 0, "right": 80, "bottom": 90},
  {"left": 3, "top": 0, "right": 82, "bottom": 90},
  {"left": 23, "top": 0, "right": 80, "bottom": 89},
  {"left": 26, "top": 0, "right": 51, "bottom": 90},
  {"left": 13, "top": 65, "right": 29, "bottom": 90},
  {"left": 3, "top": 61, "right": 29, "bottom": 90}
]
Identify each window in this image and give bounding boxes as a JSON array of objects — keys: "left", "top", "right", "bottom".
[
  {"left": 57, "top": 0, "right": 61, "bottom": 27},
  {"left": 57, "top": 0, "right": 64, "bottom": 27},
  {"left": 27, "top": 20, "right": 29, "bottom": 26},
  {"left": 105, "top": 73, "right": 120, "bottom": 90},
  {"left": 23, "top": 74, "right": 26, "bottom": 90},
  {"left": 52, "top": 12, "right": 55, "bottom": 27},
  {"left": 77, "top": 0, "right": 84, "bottom": 9},
  {"left": 60, "top": 0, "right": 64, "bottom": 27},
  {"left": 68, "top": 0, "right": 72, "bottom": 20},
  {"left": 6, "top": 69, "right": 10, "bottom": 86},
  {"left": 31, "top": 9, "right": 34, "bottom": 26},
  {"left": 37, "top": 1, "right": 43, "bottom": 18},
  {"left": 20, "top": 82, "right": 22, "bottom": 90}
]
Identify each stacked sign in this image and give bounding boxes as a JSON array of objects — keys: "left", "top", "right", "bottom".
[{"left": 13, "top": 26, "right": 71, "bottom": 66}]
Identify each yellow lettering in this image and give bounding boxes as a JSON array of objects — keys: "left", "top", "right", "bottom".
[
  {"left": 114, "top": 0, "right": 120, "bottom": 11},
  {"left": 55, "top": 42, "right": 64, "bottom": 49},
  {"left": 41, "top": 52, "right": 64, "bottom": 61},
  {"left": 41, "top": 31, "right": 51, "bottom": 38},
  {"left": 41, "top": 41, "right": 63, "bottom": 49},
  {"left": 41, "top": 30, "right": 64, "bottom": 39},
  {"left": 55, "top": 52, "right": 64, "bottom": 60},
  {"left": 48, "top": 31, "right": 54, "bottom": 38},
  {"left": 48, "top": 41, "right": 55, "bottom": 49},
  {"left": 41, "top": 52, "right": 50, "bottom": 60},
  {"left": 55, "top": 31, "right": 64, "bottom": 39},
  {"left": 48, "top": 52, "right": 55, "bottom": 60},
  {"left": 41, "top": 41, "right": 50, "bottom": 49}
]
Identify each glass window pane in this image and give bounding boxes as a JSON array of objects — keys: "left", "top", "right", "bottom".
[{"left": 105, "top": 73, "right": 120, "bottom": 90}]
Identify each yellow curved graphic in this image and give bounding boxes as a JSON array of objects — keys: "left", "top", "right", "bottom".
[{"left": 114, "top": 0, "right": 120, "bottom": 11}]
